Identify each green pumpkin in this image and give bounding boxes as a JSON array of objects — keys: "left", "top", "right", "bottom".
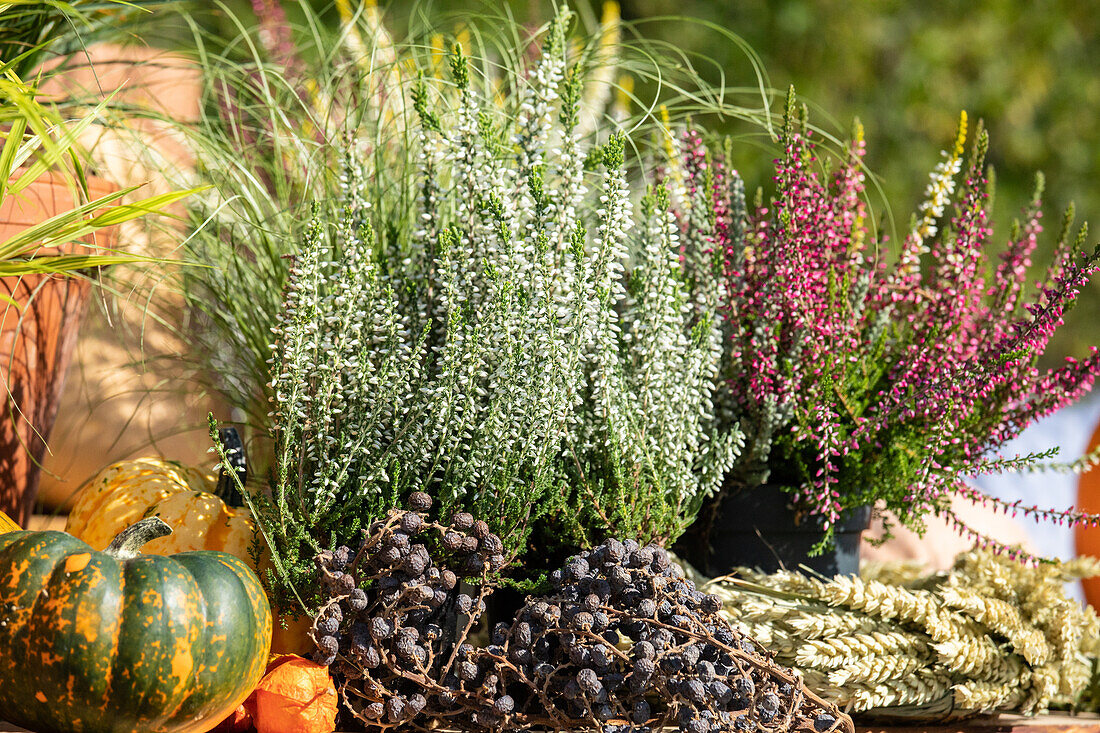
[{"left": 0, "top": 517, "right": 272, "bottom": 733}]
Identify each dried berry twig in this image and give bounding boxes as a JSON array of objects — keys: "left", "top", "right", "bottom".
[
  {"left": 469, "top": 539, "right": 853, "bottom": 733},
  {"left": 311, "top": 497, "right": 853, "bottom": 733},
  {"left": 311, "top": 492, "right": 504, "bottom": 727}
]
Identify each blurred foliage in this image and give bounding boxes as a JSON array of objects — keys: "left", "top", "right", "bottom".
[
  {"left": 622, "top": 0, "right": 1100, "bottom": 363},
  {"left": 466, "top": 0, "right": 1100, "bottom": 362},
  {"left": 180, "top": 0, "right": 1100, "bottom": 363}
]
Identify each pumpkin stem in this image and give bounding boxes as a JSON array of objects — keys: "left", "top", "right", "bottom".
[
  {"left": 105, "top": 517, "right": 173, "bottom": 559},
  {"left": 216, "top": 426, "right": 248, "bottom": 508}
]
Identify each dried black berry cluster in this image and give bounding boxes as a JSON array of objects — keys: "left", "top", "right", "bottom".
[
  {"left": 462, "top": 539, "right": 852, "bottom": 733},
  {"left": 311, "top": 492, "right": 504, "bottom": 727},
  {"left": 311, "top": 499, "right": 853, "bottom": 733}
]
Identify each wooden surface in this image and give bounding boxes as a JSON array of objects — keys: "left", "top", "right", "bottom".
[
  {"left": 0, "top": 715, "right": 1098, "bottom": 733},
  {"left": 856, "top": 715, "right": 1100, "bottom": 733}
]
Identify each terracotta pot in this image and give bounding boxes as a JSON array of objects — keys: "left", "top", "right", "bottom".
[
  {"left": 1076, "top": 420, "right": 1100, "bottom": 607},
  {"left": 34, "top": 43, "right": 215, "bottom": 513},
  {"left": 0, "top": 172, "right": 117, "bottom": 526}
]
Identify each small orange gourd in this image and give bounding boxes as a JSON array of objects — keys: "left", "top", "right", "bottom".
[
  {"left": 246, "top": 655, "right": 338, "bottom": 733},
  {"left": 271, "top": 609, "right": 315, "bottom": 657},
  {"left": 65, "top": 428, "right": 260, "bottom": 573}
]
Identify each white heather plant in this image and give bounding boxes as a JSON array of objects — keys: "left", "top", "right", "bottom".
[{"left": 257, "top": 12, "right": 742, "bottom": 598}]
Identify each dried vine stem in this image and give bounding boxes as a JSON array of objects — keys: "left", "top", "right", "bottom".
[{"left": 311, "top": 497, "right": 853, "bottom": 733}]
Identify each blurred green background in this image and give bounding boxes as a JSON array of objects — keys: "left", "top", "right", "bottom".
[
  {"left": 202, "top": 0, "right": 1100, "bottom": 363},
  {"left": 620, "top": 0, "right": 1100, "bottom": 363}
]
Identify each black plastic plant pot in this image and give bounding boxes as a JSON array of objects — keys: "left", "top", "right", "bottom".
[{"left": 679, "top": 486, "right": 871, "bottom": 578}]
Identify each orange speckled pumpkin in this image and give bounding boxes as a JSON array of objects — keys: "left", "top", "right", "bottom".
[
  {"left": 1076, "top": 419, "right": 1100, "bottom": 608},
  {"left": 65, "top": 457, "right": 259, "bottom": 573},
  {"left": 0, "top": 517, "right": 271, "bottom": 733}
]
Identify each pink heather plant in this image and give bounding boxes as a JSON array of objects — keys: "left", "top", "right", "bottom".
[{"left": 687, "top": 95, "right": 1100, "bottom": 559}]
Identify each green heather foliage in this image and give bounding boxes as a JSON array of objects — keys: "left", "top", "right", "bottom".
[{"left": 238, "top": 15, "right": 741, "bottom": 602}]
